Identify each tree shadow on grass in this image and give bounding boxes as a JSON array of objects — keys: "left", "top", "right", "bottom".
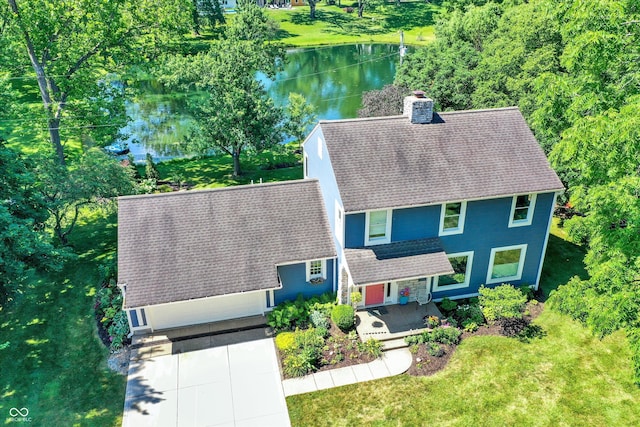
[
  {"left": 539, "top": 233, "right": 588, "bottom": 300},
  {"left": 382, "top": 3, "right": 439, "bottom": 31},
  {"left": 289, "top": 9, "right": 387, "bottom": 36}
]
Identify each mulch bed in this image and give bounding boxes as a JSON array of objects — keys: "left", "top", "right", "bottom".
[{"left": 406, "top": 301, "right": 545, "bottom": 377}]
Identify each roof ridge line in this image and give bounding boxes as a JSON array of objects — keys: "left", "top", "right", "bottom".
[{"left": 119, "top": 178, "right": 316, "bottom": 201}]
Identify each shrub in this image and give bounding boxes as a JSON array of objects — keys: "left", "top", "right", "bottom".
[
  {"left": 293, "top": 327, "right": 324, "bottom": 356},
  {"left": 331, "top": 304, "right": 355, "bottom": 331},
  {"left": 283, "top": 351, "right": 316, "bottom": 377},
  {"left": 310, "top": 310, "right": 329, "bottom": 329},
  {"left": 455, "top": 303, "right": 485, "bottom": 325},
  {"left": 357, "top": 339, "right": 383, "bottom": 358},
  {"left": 315, "top": 326, "right": 329, "bottom": 338},
  {"left": 275, "top": 332, "right": 296, "bottom": 352},
  {"left": 267, "top": 301, "right": 307, "bottom": 331},
  {"left": 95, "top": 264, "right": 130, "bottom": 351},
  {"left": 479, "top": 284, "right": 527, "bottom": 321},
  {"left": 442, "top": 316, "right": 458, "bottom": 328},
  {"left": 518, "top": 284, "right": 535, "bottom": 301},
  {"left": 462, "top": 320, "right": 479, "bottom": 332},
  {"left": 426, "top": 342, "right": 445, "bottom": 357},
  {"left": 439, "top": 297, "right": 458, "bottom": 314},
  {"left": 431, "top": 326, "right": 461, "bottom": 345},
  {"left": 350, "top": 290, "right": 362, "bottom": 308}
]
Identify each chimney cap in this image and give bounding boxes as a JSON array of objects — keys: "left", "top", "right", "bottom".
[{"left": 413, "top": 90, "right": 426, "bottom": 98}]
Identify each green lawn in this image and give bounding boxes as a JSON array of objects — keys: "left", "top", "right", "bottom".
[
  {"left": 287, "top": 314, "right": 640, "bottom": 427},
  {"left": 286, "top": 225, "right": 640, "bottom": 427},
  {"left": 0, "top": 210, "right": 125, "bottom": 426},
  {"left": 267, "top": 2, "right": 437, "bottom": 47},
  {"left": 152, "top": 143, "right": 303, "bottom": 189}
]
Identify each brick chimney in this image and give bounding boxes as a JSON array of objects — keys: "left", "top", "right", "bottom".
[{"left": 403, "top": 90, "right": 434, "bottom": 124}]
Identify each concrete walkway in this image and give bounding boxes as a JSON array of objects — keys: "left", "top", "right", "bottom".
[{"left": 282, "top": 348, "right": 413, "bottom": 396}]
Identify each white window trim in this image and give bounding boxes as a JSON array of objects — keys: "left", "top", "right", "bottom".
[
  {"left": 335, "top": 200, "right": 344, "bottom": 245},
  {"left": 306, "top": 259, "right": 327, "bottom": 282},
  {"left": 317, "top": 137, "right": 323, "bottom": 159},
  {"left": 128, "top": 308, "right": 148, "bottom": 330},
  {"left": 508, "top": 194, "right": 537, "bottom": 227},
  {"left": 364, "top": 209, "right": 392, "bottom": 246},
  {"left": 439, "top": 201, "right": 467, "bottom": 236},
  {"left": 433, "top": 251, "right": 474, "bottom": 291},
  {"left": 486, "top": 244, "right": 528, "bottom": 284}
]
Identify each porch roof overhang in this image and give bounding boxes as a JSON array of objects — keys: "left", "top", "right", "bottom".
[{"left": 344, "top": 238, "right": 454, "bottom": 286}]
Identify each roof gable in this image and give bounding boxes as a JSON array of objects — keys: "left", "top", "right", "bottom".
[
  {"left": 320, "top": 107, "right": 564, "bottom": 212},
  {"left": 118, "top": 180, "right": 336, "bottom": 308}
]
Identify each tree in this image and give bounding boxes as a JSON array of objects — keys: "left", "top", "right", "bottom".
[
  {"left": 285, "top": 93, "right": 316, "bottom": 148},
  {"left": 35, "top": 149, "right": 135, "bottom": 244},
  {"left": 356, "top": 0, "right": 383, "bottom": 18},
  {"left": 0, "top": 0, "right": 193, "bottom": 165},
  {"left": 162, "top": 1, "right": 285, "bottom": 177},
  {"left": 192, "top": 0, "right": 225, "bottom": 35},
  {"left": 0, "top": 139, "right": 66, "bottom": 305},
  {"left": 358, "top": 84, "right": 409, "bottom": 118},
  {"left": 145, "top": 153, "right": 160, "bottom": 181},
  {"left": 308, "top": 0, "right": 317, "bottom": 19}
]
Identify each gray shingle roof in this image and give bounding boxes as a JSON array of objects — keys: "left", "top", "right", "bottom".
[
  {"left": 344, "top": 238, "right": 453, "bottom": 285},
  {"left": 118, "top": 180, "right": 336, "bottom": 308},
  {"left": 319, "top": 107, "right": 564, "bottom": 212}
]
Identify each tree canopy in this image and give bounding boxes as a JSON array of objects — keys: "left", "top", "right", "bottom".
[
  {"left": 0, "top": 140, "right": 66, "bottom": 305},
  {"left": 161, "top": 0, "right": 286, "bottom": 177},
  {"left": 0, "top": 0, "right": 193, "bottom": 164},
  {"left": 397, "top": 0, "right": 640, "bottom": 384}
]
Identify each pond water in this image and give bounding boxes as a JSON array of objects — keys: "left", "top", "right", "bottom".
[{"left": 121, "top": 44, "right": 403, "bottom": 162}]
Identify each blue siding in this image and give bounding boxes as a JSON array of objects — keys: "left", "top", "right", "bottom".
[
  {"left": 434, "top": 192, "right": 555, "bottom": 298},
  {"left": 274, "top": 259, "right": 335, "bottom": 305},
  {"left": 392, "top": 206, "right": 440, "bottom": 241},
  {"left": 345, "top": 213, "right": 366, "bottom": 247}
]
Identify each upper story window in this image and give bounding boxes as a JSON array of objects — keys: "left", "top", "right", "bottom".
[
  {"left": 433, "top": 252, "right": 473, "bottom": 291},
  {"left": 306, "top": 259, "right": 326, "bottom": 282},
  {"left": 439, "top": 201, "right": 467, "bottom": 236},
  {"left": 486, "top": 244, "right": 527, "bottom": 284},
  {"left": 365, "top": 209, "right": 392, "bottom": 246},
  {"left": 509, "top": 194, "right": 537, "bottom": 227},
  {"left": 317, "top": 137, "right": 323, "bottom": 159},
  {"left": 303, "top": 154, "right": 309, "bottom": 178}
]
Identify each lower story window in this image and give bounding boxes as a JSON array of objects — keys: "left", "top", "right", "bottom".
[
  {"left": 306, "top": 259, "right": 327, "bottom": 282},
  {"left": 434, "top": 252, "right": 473, "bottom": 291},
  {"left": 130, "top": 308, "right": 147, "bottom": 328},
  {"left": 487, "top": 244, "right": 527, "bottom": 284}
]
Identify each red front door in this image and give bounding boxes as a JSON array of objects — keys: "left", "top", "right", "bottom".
[{"left": 365, "top": 284, "right": 385, "bottom": 306}]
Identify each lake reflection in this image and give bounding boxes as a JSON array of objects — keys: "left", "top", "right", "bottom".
[{"left": 122, "top": 44, "right": 402, "bottom": 162}]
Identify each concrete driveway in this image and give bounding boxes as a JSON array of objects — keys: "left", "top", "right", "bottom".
[{"left": 122, "top": 338, "right": 290, "bottom": 427}]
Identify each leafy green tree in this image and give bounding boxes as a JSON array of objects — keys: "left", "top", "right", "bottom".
[
  {"left": 35, "top": 149, "right": 135, "bottom": 244},
  {"left": 192, "top": 0, "right": 225, "bottom": 35},
  {"left": 161, "top": 0, "right": 285, "bottom": 177},
  {"left": 0, "top": 0, "right": 193, "bottom": 165},
  {"left": 0, "top": 139, "right": 66, "bottom": 305},
  {"left": 145, "top": 153, "right": 160, "bottom": 181},
  {"left": 285, "top": 93, "right": 316, "bottom": 148}
]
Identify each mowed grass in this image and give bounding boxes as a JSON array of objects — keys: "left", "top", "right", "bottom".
[
  {"left": 151, "top": 143, "right": 303, "bottom": 189},
  {"left": 286, "top": 225, "right": 640, "bottom": 427},
  {"left": 0, "top": 210, "right": 126, "bottom": 427},
  {"left": 268, "top": 2, "right": 437, "bottom": 47},
  {"left": 287, "top": 310, "right": 640, "bottom": 426}
]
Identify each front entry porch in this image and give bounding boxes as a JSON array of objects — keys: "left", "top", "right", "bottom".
[{"left": 355, "top": 302, "right": 443, "bottom": 344}]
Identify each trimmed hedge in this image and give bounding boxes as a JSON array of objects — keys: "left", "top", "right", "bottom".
[{"left": 331, "top": 304, "right": 355, "bottom": 331}]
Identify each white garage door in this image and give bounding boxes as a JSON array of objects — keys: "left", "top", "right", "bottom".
[{"left": 147, "top": 292, "right": 265, "bottom": 331}]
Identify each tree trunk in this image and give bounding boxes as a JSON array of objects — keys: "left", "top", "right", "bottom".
[
  {"left": 358, "top": 0, "right": 364, "bottom": 18},
  {"left": 8, "top": 0, "right": 66, "bottom": 166},
  {"left": 232, "top": 151, "right": 242, "bottom": 177},
  {"left": 309, "top": 1, "right": 316, "bottom": 19}
]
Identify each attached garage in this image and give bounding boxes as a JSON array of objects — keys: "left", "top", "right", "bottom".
[{"left": 145, "top": 291, "right": 266, "bottom": 331}]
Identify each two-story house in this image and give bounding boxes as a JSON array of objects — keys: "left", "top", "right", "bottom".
[
  {"left": 302, "top": 93, "right": 564, "bottom": 308},
  {"left": 117, "top": 94, "right": 562, "bottom": 334}
]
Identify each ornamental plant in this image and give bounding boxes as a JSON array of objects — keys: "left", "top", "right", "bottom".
[
  {"left": 331, "top": 304, "right": 355, "bottom": 331},
  {"left": 400, "top": 287, "right": 410, "bottom": 297},
  {"left": 479, "top": 284, "right": 527, "bottom": 321}
]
